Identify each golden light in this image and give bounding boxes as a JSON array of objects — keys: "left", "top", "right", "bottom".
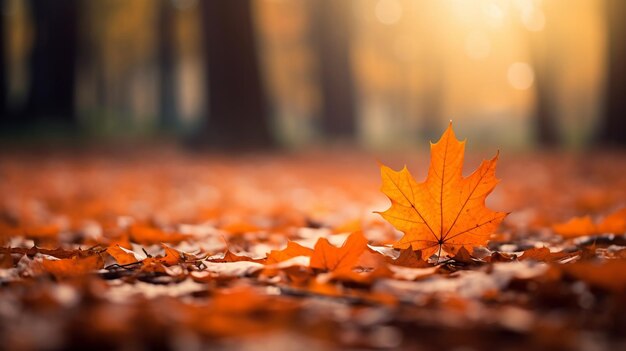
[
  {"left": 507, "top": 62, "right": 535, "bottom": 90},
  {"left": 375, "top": 0, "right": 403, "bottom": 25},
  {"left": 482, "top": 2, "right": 505, "bottom": 28},
  {"left": 521, "top": 8, "right": 546, "bottom": 32},
  {"left": 465, "top": 31, "right": 491, "bottom": 60}
]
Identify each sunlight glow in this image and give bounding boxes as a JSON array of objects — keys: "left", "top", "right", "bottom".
[
  {"left": 482, "top": 2, "right": 505, "bottom": 28},
  {"left": 465, "top": 31, "right": 491, "bottom": 60},
  {"left": 507, "top": 62, "right": 534, "bottom": 90},
  {"left": 521, "top": 8, "right": 546, "bottom": 31},
  {"left": 375, "top": 0, "right": 403, "bottom": 25}
]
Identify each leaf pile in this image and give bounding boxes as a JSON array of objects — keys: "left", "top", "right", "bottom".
[{"left": 1, "top": 137, "right": 626, "bottom": 350}]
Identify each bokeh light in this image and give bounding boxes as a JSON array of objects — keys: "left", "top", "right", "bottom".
[{"left": 507, "top": 62, "right": 535, "bottom": 90}]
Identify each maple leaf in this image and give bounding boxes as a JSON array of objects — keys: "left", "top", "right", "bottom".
[
  {"left": 310, "top": 231, "right": 369, "bottom": 273},
  {"left": 377, "top": 123, "right": 507, "bottom": 260}
]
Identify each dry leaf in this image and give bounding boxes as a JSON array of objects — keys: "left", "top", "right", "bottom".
[
  {"left": 42, "top": 254, "right": 104, "bottom": 279},
  {"left": 310, "top": 231, "right": 368, "bottom": 273},
  {"left": 519, "top": 247, "right": 579, "bottom": 262},
  {"left": 553, "top": 207, "right": 626, "bottom": 238},
  {"left": 378, "top": 123, "right": 507, "bottom": 259},
  {"left": 386, "top": 249, "right": 432, "bottom": 268},
  {"left": 106, "top": 244, "right": 139, "bottom": 265},
  {"left": 266, "top": 241, "right": 313, "bottom": 264},
  {"left": 552, "top": 216, "right": 597, "bottom": 238},
  {"left": 129, "top": 224, "right": 189, "bottom": 245}
]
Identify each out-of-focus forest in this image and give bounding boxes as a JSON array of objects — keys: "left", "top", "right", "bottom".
[{"left": 0, "top": 0, "right": 625, "bottom": 148}]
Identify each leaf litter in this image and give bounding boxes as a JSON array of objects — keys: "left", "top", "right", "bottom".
[{"left": 0, "top": 133, "right": 626, "bottom": 350}]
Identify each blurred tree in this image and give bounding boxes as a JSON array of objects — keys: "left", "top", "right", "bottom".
[
  {"left": 0, "top": 0, "right": 7, "bottom": 119},
  {"left": 310, "top": 0, "right": 356, "bottom": 139},
  {"left": 417, "top": 1, "right": 445, "bottom": 142},
  {"left": 24, "top": 0, "right": 79, "bottom": 126},
  {"left": 527, "top": 6, "right": 560, "bottom": 147},
  {"left": 532, "top": 66, "right": 560, "bottom": 146},
  {"left": 199, "top": 0, "right": 273, "bottom": 147},
  {"left": 158, "top": 0, "right": 178, "bottom": 130},
  {"left": 601, "top": 0, "right": 626, "bottom": 145}
]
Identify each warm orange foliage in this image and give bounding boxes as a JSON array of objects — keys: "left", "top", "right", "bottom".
[
  {"left": 41, "top": 254, "right": 104, "bottom": 279},
  {"left": 553, "top": 207, "right": 626, "bottom": 238},
  {"left": 519, "top": 247, "right": 580, "bottom": 262},
  {"left": 560, "top": 260, "right": 626, "bottom": 292},
  {"left": 128, "top": 224, "right": 189, "bottom": 245},
  {"left": 378, "top": 123, "right": 507, "bottom": 259},
  {"left": 2, "top": 147, "right": 626, "bottom": 349},
  {"left": 266, "top": 241, "right": 313, "bottom": 264},
  {"left": 106, "top": 244, "right": 138, "bottom": 265},
  {"left": 310, "top": 231, "right": 368, "bottom": 273}
]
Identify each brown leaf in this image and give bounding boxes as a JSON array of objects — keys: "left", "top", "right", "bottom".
[
  {"left": 519, "top": 247, "right": 580, "bottom": 262},
  {"left": 208, "top": 250, "right": 266, "bottom": 264},
  {"left": 386, "top": 249, "right": 432, "bottom": 268}
]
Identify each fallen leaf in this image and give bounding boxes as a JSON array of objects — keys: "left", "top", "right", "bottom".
[
  {"left": 552, "top": 216, "right": 597, "bottom": 238},
  {"left": 378, "top": 123, "right": 507, "bottom": 259},
  {"left": 266, "top": 241, "right": 314, "bottom": 264},
  {"left": 0, "top": 246, "right": 97, "bottom": 260},
  {"left": 519, "top": 247, "right": 579, "bottom": 262},
  {"left": 450, "top": 246, "right": 480, "bottom": 265},
  {"left": 552, "top": 207, "right": 626, "bottom": 238},
  {"left": 207, "top": 249, "right": 266, "bottom": 264},
  {"left": 560, "top": 260, "right": 626, "bottom": 292},
  {"left": 386, "top": 249, "right": 432, "bottom": 268},
  {"left": 482, "top": 251, "right": 517, "bottom": 263},
  {"left": 596, "top": 207, "right": 626, "bottom": 234},
  {"left": 158, "top": 244, "right": 183, "bottom": 266},
  {"left": 41, "top": 254, "right": 104, "bottom": 279},
  {"left": 310, "top": 231, "right": 368, "bottom": 273},
  {"left": 106, "top": 244, "right": 139, "bottom": 265},
  {"left": 129, "top": 224, "right": 189, "bottom": 245}
]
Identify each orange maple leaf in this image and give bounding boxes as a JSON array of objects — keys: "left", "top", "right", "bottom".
[
  {"left": 310, "top": 231, "right": 369, "bottom": 273},
  {"left": 377, "top": 123, "right": 507, "bottom": 260},
  {"left": 552, "top": 207, "right": 626, "bottom": 238}
]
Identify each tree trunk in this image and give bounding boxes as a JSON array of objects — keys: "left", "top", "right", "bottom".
[
  {"left": 158, "top": 0, "right": 178, "bottom": 130},
  {"left": 24, "top": 0, "right": 78, "bottom": 125},
  {"left": 0, "top": 0, "right": 7, "bottom": 119},
  {"left": 199, "top": 0, "right": 273, "bottom": 148},
  {"left": 533, "top": 69, "right": 560, "bottom": 146},
  {"left": 525, "top": 5, "right": 560, "bottom": 148},
  {"left": 310, "top": 0, "right": 356, "bottom": 139},
  {"left": 601, "top": 0, "right": 626, "bottom": 145}
]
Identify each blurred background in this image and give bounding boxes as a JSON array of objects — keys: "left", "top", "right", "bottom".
[{"left": 0, "top": 0, "right": 624, "bottom": 149}]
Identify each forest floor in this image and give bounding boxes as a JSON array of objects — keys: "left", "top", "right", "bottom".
[{"left": 1, "top": 146, "right": 626, "bottom": 350}]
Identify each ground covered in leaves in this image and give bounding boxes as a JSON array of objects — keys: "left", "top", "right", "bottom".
[{"left": 1, "top": 147, "right": 626, "bottom": 350}]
